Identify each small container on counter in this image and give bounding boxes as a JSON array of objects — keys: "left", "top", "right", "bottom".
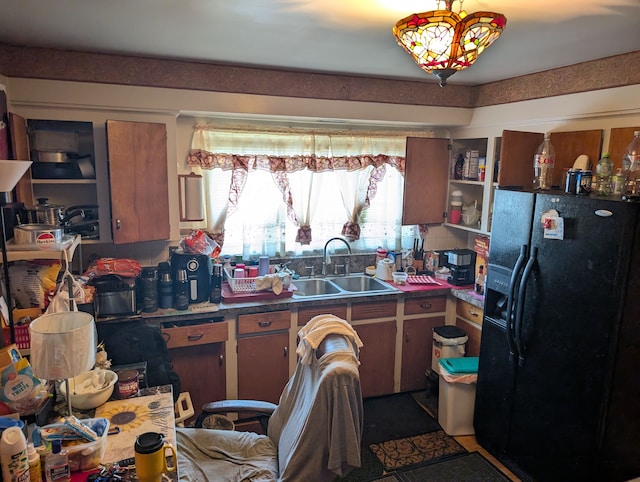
[
  {"left": 210, "top": 264, "right": 222, "bottom": 304},
  {"left": 158, "top": 267, "right": 173, "bottom": 309},
  {"left": 174, "top": 269, "right": 189, "bottom": 310}
]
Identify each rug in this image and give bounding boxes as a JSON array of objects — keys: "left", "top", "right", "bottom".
[
  {"left": 338, "top": 392, "right": 462, "bottom": 482},
  {"left": 369, "top": 430, "right": 466, "bottom": 471},
  {"left": 372, "top": 452, "right": 511, "bottom": 482}
]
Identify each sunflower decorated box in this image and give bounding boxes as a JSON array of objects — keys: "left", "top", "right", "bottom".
[{"left": 94, "top": 389, "right": 175, "bottom": 464}]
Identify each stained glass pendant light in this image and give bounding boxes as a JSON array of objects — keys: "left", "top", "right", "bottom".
[{"left": 393, "top": 0, "right": 506, "bottom": 87}]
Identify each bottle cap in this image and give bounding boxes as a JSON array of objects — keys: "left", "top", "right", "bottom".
[{"left": 52, "top": 440, "right": 62, "bottom": 454}]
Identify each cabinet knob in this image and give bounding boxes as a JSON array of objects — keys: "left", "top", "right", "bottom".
[
  {"left": 116, "top": 219, "right": 121, "bottom": 230},
  {"left": 187, "top": 333, "right": 204, "bottom": 342},
  {"left": 467, "top": 309, "right": 480, "bottom": 318},
  {"left": 218, "top": 354, "right": 224, "bottom": 367},
  {"left": 283, "top": 346, "right": 288, "bottom": 358}
]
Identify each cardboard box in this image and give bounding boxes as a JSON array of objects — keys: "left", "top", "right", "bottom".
[{"left": 474, "top": 235, "right": 490, "bottom": 281}]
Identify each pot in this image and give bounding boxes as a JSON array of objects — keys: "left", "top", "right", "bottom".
[
  {"left": 33, "top": 198, "right": 65, "bottom": 225},
  {"left": 13, "top": 224, "right": 64, "bottom": 245}
]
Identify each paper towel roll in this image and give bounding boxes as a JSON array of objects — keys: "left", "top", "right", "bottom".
[{"left": 179, "top": 173, "right": 204, "bottom": 221}]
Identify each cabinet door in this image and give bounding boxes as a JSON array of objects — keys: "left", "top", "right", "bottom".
[
  {"left": 7, "top": 113, "right": 34, "bottom": 206},
  {"left": 356, "top": 321, "right": 395, "bottom": 398},
  {"left": 609, "top": 127, "right": 640, "bottom": 172},
  {"left": 549, "top": 130, "right": 602, "bottom": 187},
  {"left": 498, "top": 130, "right": 544, "bottom": 188},
  {"left": 402, "top": 137, "right": 449, "bottom": 225},
  {"left": 168, "top": 343, "right": 226, "bottom": 422},
  {"left": 237, "top": 332, "right": 289, "bottom": 404},
  {"left": 106, "top": 120, "right": 170, "bottom": 244},
  {"left": 401, "top": 315, "right": 445, "bottom": 392}
]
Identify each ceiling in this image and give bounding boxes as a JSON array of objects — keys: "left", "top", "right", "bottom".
[{"left": 0, "top": 0, "right": 639, "bottom": 86}]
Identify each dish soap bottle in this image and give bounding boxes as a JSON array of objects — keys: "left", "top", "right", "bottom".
[
  {"left": 44, "top": 440, "right": 70, "bottom": 482},
  {"left": 533, "top": 134, "right": 555, "bottom": 190}
]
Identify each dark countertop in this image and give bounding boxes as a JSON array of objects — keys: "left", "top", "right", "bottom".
[{"left": 97, "top": 279, "right": 457, "bottom": 325}]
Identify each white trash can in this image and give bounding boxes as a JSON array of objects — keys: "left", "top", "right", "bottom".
[
  {"left": 437, "top": 357, "right": 478, "bottom": 436},
  {"left": 431, "top": 326, "right": 468, "bottom": 375}
]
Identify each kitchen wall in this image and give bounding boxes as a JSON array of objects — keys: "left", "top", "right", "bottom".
[{"left": 4, "top": 72, "right": 640, "bottom": 269}]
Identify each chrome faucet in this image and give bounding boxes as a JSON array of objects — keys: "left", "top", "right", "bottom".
[{"left": 322, "top": 237, "right": 352, "bottom": 276}]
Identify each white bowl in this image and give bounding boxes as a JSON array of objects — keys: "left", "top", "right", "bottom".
[{"left": 59, "top": 370, "right": 117, "bottom": 410}]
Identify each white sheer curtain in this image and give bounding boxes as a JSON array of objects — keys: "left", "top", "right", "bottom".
[{"left": 186, "top": 124, "right": 430, "bottom": 255}]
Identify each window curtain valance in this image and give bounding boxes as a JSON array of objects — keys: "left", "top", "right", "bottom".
[
  {"left": 187, "top": 125, "right": 418, "bottom": 245},
  {"left": 187, "top": 126, "right": 407, "bottom": 173}
]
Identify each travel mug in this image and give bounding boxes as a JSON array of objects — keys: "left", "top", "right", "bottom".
[{"left": 134, "top": 432, "right": 177, "bottom": 482}]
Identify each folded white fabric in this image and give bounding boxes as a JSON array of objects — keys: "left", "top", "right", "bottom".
[
  {"left": 297, "top": 314, "right": 363, "bottom": 365},
  {"left": 255, "top": 274, "right": 283, "bottom": 295}
]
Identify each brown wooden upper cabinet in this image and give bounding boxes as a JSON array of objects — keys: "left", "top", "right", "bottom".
[
  {"left": 402, "top": 137, "right": 449, "bottom": 225},
  {"left": 609, "top": 127, "right": 640, "bottom": 172},
  {"left": 106, "top": 120, "right": 170, "bottom": 244},
  {"left": 498, "top": 129, "right": 603, "bottom": 189}
]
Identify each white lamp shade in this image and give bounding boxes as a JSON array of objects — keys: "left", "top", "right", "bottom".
[
  {"left": 29, "top": 312, "right": 97, "bottom": 380},
  {"left": 0, "top": 160, "right": 32, "bottom": 192}
]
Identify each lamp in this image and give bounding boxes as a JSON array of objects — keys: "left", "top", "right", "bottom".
[
  {"left": 29, "top": 311, "right": 97, "bottom": 417},
  {"left": 0, "top": 160, "right": 32, "bottom": 343},
  {"left": 393, "top": 0, "right": 506, "bottom": 87}
]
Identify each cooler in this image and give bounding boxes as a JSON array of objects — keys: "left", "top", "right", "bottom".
[
  {"left": 431, "top": 325, "right": 467, "bottom": 375},
  {"left": 438, "top": 357, "right": 478, "bottom": 436}
]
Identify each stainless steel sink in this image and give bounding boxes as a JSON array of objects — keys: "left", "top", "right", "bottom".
[
  {"left": 292, "top": 278, "right": 342, "bottom": 297},
  {"left": 330, "top": 275, "right": 392, "bottom": 292},
  {"left": 292, "top": 274, "right": 396, "bottom": 298}
]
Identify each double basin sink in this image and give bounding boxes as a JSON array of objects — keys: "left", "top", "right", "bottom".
[{"left": 292, "top": 274, "right": 397, "bottom": 298}]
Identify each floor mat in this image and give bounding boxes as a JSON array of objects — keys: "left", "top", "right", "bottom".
[
  {"left": 398, "top": 451, "right": 511, "bottom": 481},
  {"left": 369, "top": 430, "right": 466, "bottom": 471},
  {"left": 361, "top": 392, "right": 442, "bottom": 445}
]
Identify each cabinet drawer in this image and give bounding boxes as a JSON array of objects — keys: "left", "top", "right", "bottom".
[
  {"left": 297, "top": 305, "right": 347, "bottom": 326},
  {"left": 352, "top": 300, "right": 396, "bottom": 320},
  {"left": 162, "top": 321, "right": 228, "bottom": 349},
  {"left": 456, "top": 299, "right": 484, "bottom": 325},
  {"left": 238, "top": 310, "right": 290, "bottom": 335},
  {"left": 404, "top": 296, "right": 446, "bottom": 315}
]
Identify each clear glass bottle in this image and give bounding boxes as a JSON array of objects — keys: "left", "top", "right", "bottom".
[
  {"left": 595, "top": 152, "right": 613, "bottom": 196},
  {"left": 533, "top": 135, "right": 555, "bottom": 190},
  {"left": 625, "top": 130, "right": 640, "bottom": 194}
]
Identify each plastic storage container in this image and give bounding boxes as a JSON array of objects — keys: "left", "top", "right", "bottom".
[
  {"left": 438, "top": 357, "right": 478, "bottom": 436},
  {"left": 431, "top": 325, "right": 468, "bottom": 375}
]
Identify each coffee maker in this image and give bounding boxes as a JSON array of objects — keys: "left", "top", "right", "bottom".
[
  {"left": 443, "top": 249, "right": 477, "bottom": 286},
  {"left": 170, "top": 252, "right": 212, "bottom": 303}
]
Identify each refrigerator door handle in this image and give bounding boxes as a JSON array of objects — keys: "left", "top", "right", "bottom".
[
  {"left": 506, "top": 244, "right": 528, "bottom": 360},
  {"left": 515, "top": 246, "right": 538, "bottom": 367}
]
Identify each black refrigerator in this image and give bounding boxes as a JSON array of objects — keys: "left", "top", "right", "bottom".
[{"left": 475, "top": 189, "right": 640, "bottom": 482}]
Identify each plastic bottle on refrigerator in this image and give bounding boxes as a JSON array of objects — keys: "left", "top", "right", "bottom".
[
  {"left": 595, "top": 153, "right": 613, "bottom": 195},
  {"left": 533, "top": 135, "right": 555, "bottom": 190},
  {"left": 624, "top": 130, "right": 640, "bottom": 194},
  {"left": 0, "top": 426, "right": 30, "bottom": 482}
]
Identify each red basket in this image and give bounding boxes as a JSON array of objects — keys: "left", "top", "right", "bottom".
[{"left": 2, "top": 324, "right": 31, "bottom": 350}]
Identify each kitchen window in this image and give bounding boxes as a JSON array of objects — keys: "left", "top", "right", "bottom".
[{"left": 186, "top": 125, "right": 432, "bottom": 257}]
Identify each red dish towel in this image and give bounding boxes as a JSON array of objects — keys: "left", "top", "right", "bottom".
[{"left": 407, "top": 275, "right": 443, "bottom": 285}]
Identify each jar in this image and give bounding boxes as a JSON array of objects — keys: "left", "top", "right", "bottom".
[{"left": 139, "top": 268, "right": 158, "bottom": 313}]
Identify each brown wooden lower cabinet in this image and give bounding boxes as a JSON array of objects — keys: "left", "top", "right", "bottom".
[
  {"left": 401, "top": 315, "right": 445, "bottom": 392},
  {"left": 355, "top": 320, "right": 396, "bottom": 398},
  {"left": 168, "top": 343, "right": 226, "bottom": 422},
  {"left": 237, "top": 332, "right": 290, "bottom": 404}
]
